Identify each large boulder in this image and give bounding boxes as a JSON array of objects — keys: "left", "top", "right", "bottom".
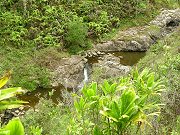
[
  {"left": 52, "top": 55, "right": 87, "bottom": 89},
  {"left": 94, "top": 9, "right": 180, "bottom": 52}
]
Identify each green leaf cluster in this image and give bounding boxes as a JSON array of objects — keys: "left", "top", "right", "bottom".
[
  {"left": 0, "top": 71, "right": 26, "bottom": 135},
  {"left": 67, "top": 68, "right": 165, "bottom": 135}
]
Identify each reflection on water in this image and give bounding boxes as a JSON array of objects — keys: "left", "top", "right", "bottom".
[
  {"left": 113, "top": 51, "right": 146, "bottom": 66},
  {"left": 87, "top": 51, "right": 146, "bottom": 66},
  {"left": 17, "top": 85, "right": 67, "bottom": 108}
]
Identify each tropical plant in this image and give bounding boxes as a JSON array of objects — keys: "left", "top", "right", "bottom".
[
  {"left": 0, "top": 118, "right": 24, "bottom": 135},
  {"left": 68, "top": 68, "right": 165, "bottom": 135},
  {"left": 0, "top": 71, "right": 26, "bottom": 110},
  {"left": 0, "top": 71, "right": 26, "bottom": 135}
]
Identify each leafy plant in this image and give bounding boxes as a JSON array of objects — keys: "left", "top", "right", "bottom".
[
  {"left": 0, "top": 118, "right": 24, "bottom": 135},
  {"left": 0, "top": 71, "right": 26, "bottom": 110},
  {"left": 0, "top": 71, "right": 26, "bottom": 135},
  {"left": 68, "top": 68, "right": 165, "bottom": 135},
  {"left": 21, "top": 98, "right": 70, "bottom": 135},
  {"left": 65, "top": 16, "right": 89, "bottom": 54}
]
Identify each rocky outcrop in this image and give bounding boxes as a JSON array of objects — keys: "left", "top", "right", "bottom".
[
  {"left": 52, "top": 55, "right": 87, "bottom": 89},
  {"left": 91, "top": 54, "right": 131, "bottom": 81},
  {"left": 150, "top": 9, "right": 180, "bottom": 27},
  {"left": 94, "top": 9, "right": 180, "bottom": 52}
]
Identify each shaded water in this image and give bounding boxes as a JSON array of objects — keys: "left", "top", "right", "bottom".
[
  {"left": 18, "top": 51, "right": 146, "bottom": 108},
  {"left": 17, "top": 85, "right": 67, "bottom": 108},
  {"left": 87, "top": 51, "right": 146, "bottom": 66}
]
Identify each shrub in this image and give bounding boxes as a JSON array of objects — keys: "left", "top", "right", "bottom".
[
  {"left": 0, "top": 47, "right": 51, "bottom": 91},
  {"left": 65, "top": 16, "right": 90, "bottom": 54},
  {"left": 67, "top": 68, "right": 165, "bottom": 135}
]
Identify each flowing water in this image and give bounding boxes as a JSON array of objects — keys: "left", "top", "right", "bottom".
[
  {"left": 84, "top": 63, "right": 89, "bottom": 83},
  {"left": 18, "top": 51, "right": 146, "bottom": 108}
]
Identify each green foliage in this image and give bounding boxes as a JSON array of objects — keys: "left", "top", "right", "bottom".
[
  {"left": 0, "top": 71, "right": 26, "bottom": 110},
  {"left": 0, "top": 47, "right": 51, "bottom": 91},
  {"left": 67, "top": 68, "right": 164, "bottom": 135},
  {"left": 65, "top": 17, "right": 90, "bottom": 54},
  {"left": 0, "top": 118, "right": 24, "bottom": 135},
  {"left": 137, "top": 28, "right": 180, "bottom": 134},
  {"left": 1, "top": 0, "right": 176, "bottom": 49},
  {"left": 0, "top": 0, "right": 178, "bottom": 88},
  {"left": 21, "top": 68, "right": 165, "bottom": 135},
  {"left": 0, "top": 11, "right": 28, "bottom": 48},
  {"left": 21, "top": 99, "right": 70, "bottom": 135},
  {"left": 29, "top": 126, "right": 42, "bottom": 135}
]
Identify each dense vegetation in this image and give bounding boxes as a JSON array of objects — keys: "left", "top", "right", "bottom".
[
  {"left": 0, "top": 0, "right": 179, "bottom": 135},
  {"left": 0, "top": 0, "right": 179, "bottom": 90},
  {"left": 137, "top": 28, "right": 180, "bottom": 134},
  {"left": 21, "top": 24, "right": 180, "bottom": 135}
]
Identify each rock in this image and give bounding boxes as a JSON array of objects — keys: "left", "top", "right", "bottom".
[
  {"left": 94, "top": 9, "right": 180, "bottom": 52},
  {"left": 15, "top": 110, "right": 20, "bottom": 114},
  {"left": 91, "top": 54, "right": 131, "bottom": 81},
  {"left": 95, "top": 41, "right": 117, "bottom": 52},
  {"left": 150, "top": 9, "right": 180, "bottom": 27},
  {"left": 52, "top": 55, "right": 87, "bottom": 89}
]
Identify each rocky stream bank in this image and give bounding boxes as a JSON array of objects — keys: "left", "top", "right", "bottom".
[{"left": 52, "top": 9, "right": 180, "bottom": 89}]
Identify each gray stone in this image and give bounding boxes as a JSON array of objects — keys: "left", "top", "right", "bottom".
[
  {"left": 93, "top": 9, "right": 180, "bottom": 52},
  {"left": 52, "top": 55, "right": 87, "bottom": 89},
  {"left": 150, "top": 9, "right": 180, "bottom": 27},
  {"left": 91, "top": 54, "right": 131, "bottom": 81}
]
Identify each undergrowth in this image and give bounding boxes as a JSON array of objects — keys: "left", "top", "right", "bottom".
[{"left": 137, "top": 27, "right": 180, "bottom": 134}]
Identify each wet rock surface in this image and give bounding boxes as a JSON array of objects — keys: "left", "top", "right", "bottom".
[
  {"left": 91, "top": 54, "right": 131, "bottom": 80},
  {"left": 52, "top": 55, "right": 87, "bottom": 89}
]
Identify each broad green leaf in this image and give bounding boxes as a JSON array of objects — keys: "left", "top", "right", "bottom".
[
  {"left": 0, "top": 87, "right": 24, "bottom": 101},
  {"left": 110, "top": 101, "right": 120, "bottom": 120},
  {"left": 91, "top": 82, "right": 97, "bottom": 93},
  {"left": 147, "top": 74, "right": 154, "bottom": 88},
  {"left": 0, "top": 71, "right": 11, "bottom": 89},
  {"left": 110, "top": 83, "right": 117, "bottom": 94},
  {"left": 0, "top": 100, "right": 26, "bottom": 110},
  {"left": 120, "top": 89, "right": 136, "bottom": 115},
  {"left": 87, "top": 89, "right": 95, "bottom": 98},
  {"left": 5, "top": 118, "right": 24, "bottom": 135},
  {"left": 0, "top": 129, "right": 10, "bottom": 135}
]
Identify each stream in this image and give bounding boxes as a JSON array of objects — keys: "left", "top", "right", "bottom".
[{"left": 18, "top": 51, "right": 146, "bottom": 108}]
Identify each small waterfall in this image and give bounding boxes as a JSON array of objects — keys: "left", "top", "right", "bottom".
[
  {"left": 83, "top": 63, "right": 88, "bottom": 83},
  {"left": 77, "top": 63, "right": 89, "bottom": 90}
]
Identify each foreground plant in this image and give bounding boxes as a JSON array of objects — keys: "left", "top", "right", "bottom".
[
  {"left": 0, "top": 71, "right": 26, "bottom": 135},
  {"left": 68, "top": 68, "right": 165, "bottom": 135}
]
